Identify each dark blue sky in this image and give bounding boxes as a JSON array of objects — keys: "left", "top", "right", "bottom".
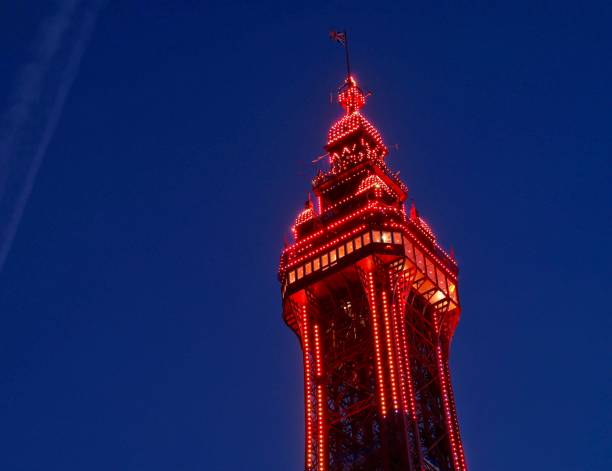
[{"left": 1, "top": 2, "right": 611, "bottom": 470}]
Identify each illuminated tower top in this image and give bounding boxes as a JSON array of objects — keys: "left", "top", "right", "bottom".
[
  {"left": 338, "top": 76, "right": 366, "bottom": 112},
  {"left": 279, "top": 68, "right": 467, "bottom": 471},
  {"left": 325, "top": 77, "right": 388, "bottom": 175}
]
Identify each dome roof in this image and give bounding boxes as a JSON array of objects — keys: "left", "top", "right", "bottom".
[
  {"left": 327, "top": 112, "right": 384, "bottom": 149},
  {"left": 326, "top": 76, "right": 385, "bottom": 151},
  {"left": 357, "top": 174, "right": 393, "bottom": 195},
  {"left": 294, "top": 206, "right": 314, "bottom": 226}
]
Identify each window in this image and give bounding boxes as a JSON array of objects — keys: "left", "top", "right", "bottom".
[
  {"left": 436, "top": 268, "right": 447, "bottom": 293},
  {"left": 305, "top": 262, "right": 312, "bottom": 275},
  {"left": 404, "top": 239, "right": 414, "bottom": 261},
  {"left": 297, "top": 266, "right": 304, "bottom": 279},
  {"left": 354, "top": 236, "right": 362, "bottom": 249},
  {"left": 330, "top": 250, "right": 337, "bottom": 263},
  {"left": 313, "top": 258, "right": 320, "bottom": 271},
  {"left": 372, "top": 230, "right": 381, "bottom": 243},
  {"left": 382, "top": 231, "right": 392, "bottom": 243},
  {"left": 338, "top": 245, "right": 345, "bottom": 258},
  {"left": 425, "top": 258, "right": 436, "bottom": 281},
  {"left": 289, "top": 271, "right": 296, "bottom": 283},
  {"left": 415, "top": 248, "right": 425, "bottom": 272},
  {"left": 363, "top": 232, "right": 371, "bottom": 245},
  {"left": 321, "top": 254, "right": 329, "bottom": 267},
  {"left": 346, "top": 240, "right": 354, "bottom": 254},
  {"left": 392, "top": 232, "right": 402, "bottom": 244}
]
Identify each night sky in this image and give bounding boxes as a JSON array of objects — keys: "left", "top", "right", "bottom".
[{"left": 1, "top": 2, "right": 611, "bottom": 470}]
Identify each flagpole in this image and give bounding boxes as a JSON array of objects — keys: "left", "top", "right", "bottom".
[{"left": 344, "top": 30, "right": 351, "bottom": 80}]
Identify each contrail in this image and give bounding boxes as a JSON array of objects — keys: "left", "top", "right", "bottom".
[{"left": 0, "top": 0, "right": 106, "bottom": 273}]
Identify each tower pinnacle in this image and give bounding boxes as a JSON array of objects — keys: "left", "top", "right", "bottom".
[
  {"left": 325, "top": 74, "right": 387, "bottom": 173},
  {"left": 338, "top": 76, "right": 366, "bottom": 114}
]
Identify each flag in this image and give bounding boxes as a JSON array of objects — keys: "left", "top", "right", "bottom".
[{"left": 329, "top": 31, "right": 346, "bottom": 46}]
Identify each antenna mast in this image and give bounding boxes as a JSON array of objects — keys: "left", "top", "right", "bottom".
[{"left": 343, "top": 30, "right": 351, "bottom": 80}]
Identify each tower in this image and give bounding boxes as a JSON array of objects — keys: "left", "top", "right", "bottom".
[{"left": 278, "top": 75, "right": 468, "bottom": 471}]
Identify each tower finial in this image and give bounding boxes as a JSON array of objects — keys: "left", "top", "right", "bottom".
[
  {"left": 337, "top": 77, "right": 366, "bottom": 114},
  {"left": 410, "top": 201, "right": 418, "bottom": 220}
]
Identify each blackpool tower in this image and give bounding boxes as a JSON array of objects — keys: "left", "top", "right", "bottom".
[{"left": 278, "top": 73, "right": 468, "bottom": 471}]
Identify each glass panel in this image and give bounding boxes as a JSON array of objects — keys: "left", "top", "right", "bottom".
[
  {"left": 363, "top": 232, "right": 371, "bottom": 245},
  {"left": 305, "top": 262, "right": 312, "bottom": 275},
  {"left": 330, "top": 250, "right": 337, "bottom": 263},
  {"left": 431, "top": 290, "right": 445, "bottom": 304},
  {"left": 436, "top": 268, "right": 447, "bottom": 293},
  {"left": 289, "top": 271, "right": 296, "bottom": 283},
  {"left": 404, "top": 239, "right": 414, "bottom": 261},
  {"left": 415, "top": 248, "right": 425, "bottom": 272},
  {"left": 297, "top": 266, "right": 304, "bottom": 279},
  {"left": 425, "top": 258, "right": 436, "bottom": 281},
  {"left": 346, "top": 240, "right": 354, "bottom": 253},
  {"left": 372, "top": 230, "right": 381, "bottom": 243},
  {"left": 338, "top": 245, "right": 345, "bottom": 258},
  {"left": 392, "top": 232, "right": 402, "bottom": 244},
  {"left": 354, "top": 236, "right": 362, "bottom": 249},
  {"left": 313, "top": 258, "right": 320, "bottom": 271},
  {"left": 321, "top": 254, "right": 329, "bottom": 267},
  {"left": 382, "top": 231, "right": 392, "bottom": 243},
  {"left": 448, "top": 282, "right": 458, "bottom": 302}
]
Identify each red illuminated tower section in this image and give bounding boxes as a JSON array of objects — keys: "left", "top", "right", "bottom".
[{"left": 279, "top": 76, "right": 468, "bottom": 471}]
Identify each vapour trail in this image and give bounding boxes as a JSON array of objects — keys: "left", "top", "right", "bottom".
[{"left": 0, "top": 0, "right": 106, "bottom": 274}]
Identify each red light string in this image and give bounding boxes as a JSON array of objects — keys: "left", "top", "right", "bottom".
[
  {"left": 366, "top": 272, "right": 388, "bottom": 417},
  {"left": 313, "top": 324, "right": 326, "bottom": 470},
  {"left": 300, "top": 305, "right": 315, "bottom": 469},
  {"left": 381, "top": 290, "right": 400, "bottom": 412},
  {"left": 387, "top": 271, "right": 411, "bottom": 416},
  {"left": 433, "top": 311, "right": 462, "bottom": 471}
]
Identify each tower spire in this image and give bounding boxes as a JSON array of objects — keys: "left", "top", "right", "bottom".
[
  {"left": 329, "top": 30, "right": 352, "bottom": 81},
  {"left": 343, "top": 30, "right": 351, "bottom": 80}
]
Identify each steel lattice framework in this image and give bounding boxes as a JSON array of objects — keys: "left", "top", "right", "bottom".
[{"left": 279, "top": 76, "right": 468, "bottom": 471}]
